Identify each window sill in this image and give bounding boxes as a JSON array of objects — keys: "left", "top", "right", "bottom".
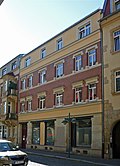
[
  {"left": 111, "top": 49, "right": 120, "bottom": 55},
  {"left": 54, "top": 75, "right": 64, "bottom": 80},
  {"left": 112, "top": 91, "right": 120, "bottom": 96}
]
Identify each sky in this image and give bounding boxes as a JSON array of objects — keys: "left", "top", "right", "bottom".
[{"left": 0, "top": 0, "right": 104, "bottom": 67}]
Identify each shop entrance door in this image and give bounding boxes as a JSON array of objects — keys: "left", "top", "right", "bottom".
[
  {"left": 22, "top": 123, "right": 27, "bottom": 149},
  {"left": 112, "top": 121, "right": 120, "bottom": 158}
]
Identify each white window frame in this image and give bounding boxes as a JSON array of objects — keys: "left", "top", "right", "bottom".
[
  {"left": 79, "top": 23, "right": 91, "bottom": 39},
  {"left": 113, "top": 30, "right": 120, "bottom": 52},
  {"left": 41, "top": 48, "right": 46, "bottom": 59},
  {"left": 25, "top": 57, "right": 31, "bottom": 67},
  {"left": 28, "top": 75, "right": 33, "bottom": 88},
  {"left": 88, "top": 49, "right": 96, "bottom": 67},
  {"left": 39, "top": 96, "right": 45, "bottom": 110},
  {"left": 28, "top": 100, "right": 32, "bottom": 111},
  {"left": 40, "top": 70, "right": 46, "bottom": 84},
  {"left": 75, "top": 55, "right": 82, "bottom": 71},
  {"left": 21, "top": 103, "right": 25, "bottom": 112},
  {"left": 12, "top": 61, "right": 17, "bottom": 70},
  {"left": 22, "top": 79, "right": 26, "bottom": 90},
  {"left": 75, "top": 87, "right": 82, "bottom": 103},
  {"left": 115, "top": 0, "right": 120, "bottom": 10},
  {"left": 57, "top": 39, "right": 63, "bottom": 50},
  {"left": 55, "top": 92, "right": 63, "bottom": 106},
  {"left": 4, "top": 101, "right": 7, "bottom": 114},
  {"left": 56, "top": 63, "right": 63, "bottom": 78},
  {"left": 115, "top": 70, "right": 120, "bottom": 92},
  {"left": 88, "top": 83, "right": 97, "bottom": 101},
  {"left": 4, "top": 81, "right": 7, "bottom": 92},
  {"left": 2, "top": 68, "right": 7, "bottom": 76}
]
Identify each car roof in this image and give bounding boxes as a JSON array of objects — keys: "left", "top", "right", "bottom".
[{"left": 0, "top": 139, "right": 11, "bottom": 143}]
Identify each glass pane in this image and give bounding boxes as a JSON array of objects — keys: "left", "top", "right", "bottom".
[
  {"left": 116, "top": 78, "right": 120, "bottom": 92},
  {"left": 32, "top": 122, "right": 40, "bottom": 144},
  {"left": 46, "top": 121, "right": 54, "bottom": 145}
]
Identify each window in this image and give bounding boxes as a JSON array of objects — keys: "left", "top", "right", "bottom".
[
  {"left": 79, "top": 23, "right": 91, "bottom": 39},
  {"left": 4, "top": 102, "right": 7, "bottom": 114},
  {"left": 55, "top": 92, "right": 63, "bottom": 106},
  {"left": 21, "top": 103, "right": 25, "bottom": 112},
  {"left": 41, "top": 48, "right": 46, "bottom": 59},
  {"left": 28, "top": 75, "right": 33, "bottom": 88},
  {"left": 88, "top": 49, "right": 96, "bottom": 66},
  {"left": 4, "top": 81, "right": 7, "bottom": 92},
  {"left": 45, "top": 120, "right": 55, "bottom": 145},
  {"left": 75, "top": 55, "right": 82, "bottom": 71},
  {"left": 21, "top": 79, "right": 26, "bottom": 90},
  {"left": 25, "top": 57, "right": 31, "bottom": 67},
  {"left": 27, "top": 100, "right": 32, "bottom": 111},
  {"left": 115, "top": 0, "right": 120, "bottom": 10},
  {"left": 56, "top": 63, "right": 64, "bottom": 78},
  {"left": 32, "top": 122, "right": 40, "bottom": 145},
  {"left": 75, "top": 87, "right": 82, "bottom": 103},
  {"left": 39, "top": 70, "right": 46, "bottom": 84},
  {"left": 11, "top": 61, "right": 17, "bottom": 70},
  {"left": 88, "top": 83, "right": 97, "bottom": 101},
  {"left": 39, "top": 96, "right": 45, "bottom": 109},
  {"left": 57, "top": 39, "right": 63, "bottom": 50},
  {"left": 115, "top": 70, "right": 120, "bottom": 92},
  {"left": 114, "top": 30, "right": 120, "bottom": 51},
  {"left": 76, "top": 118, "right": 91, "bottom": 146},
  {"left": 2, "top": 68, "right": 7, "bottom": 76}
]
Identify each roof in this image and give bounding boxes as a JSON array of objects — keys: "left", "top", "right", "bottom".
[{"left": 24, "top": 9, "right": 101, "bottom": 57}]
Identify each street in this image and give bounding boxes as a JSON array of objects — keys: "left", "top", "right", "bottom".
[{"left": 27, "top": 154, "right": 104, "bottom": 166}]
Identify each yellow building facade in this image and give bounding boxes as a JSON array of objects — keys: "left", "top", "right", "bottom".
[
  {"left": 100, "top": 0, "right": 120, "bottom": 159},
  {"left": 18, "top": 9, "right": 102, "bottom": 157}
]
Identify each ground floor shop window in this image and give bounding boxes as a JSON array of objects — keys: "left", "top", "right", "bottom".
[
  {"left": 45, "top": 120, "right": 55, "bottom": 145},
  {"left": 32, "top": 122, "right": 40, "bottom": 145},
  {"left": 76, "top": 118, "right": 91, "bottom": 146}
]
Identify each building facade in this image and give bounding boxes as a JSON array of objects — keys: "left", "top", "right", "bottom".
[
  {"left": 0, "top": 54, "right": 23, "bottom": 143},
  {"left": 100, "top": 0, "right": 120, "bottom": 159},
  {"left": 18, "top": 9, "right": 102, "bottom": 157}
]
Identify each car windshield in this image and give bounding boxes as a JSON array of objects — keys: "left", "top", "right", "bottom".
[{"left": 0, "top": 142, "right": 17, "bottom": 152}]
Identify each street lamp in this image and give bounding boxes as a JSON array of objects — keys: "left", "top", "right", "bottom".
[{"left": 62, "top": 113, "right": 76, "bottom": 158}]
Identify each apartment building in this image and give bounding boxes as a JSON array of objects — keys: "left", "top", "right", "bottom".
[
  {"left": 18, "top": 9, "right": 102, "bottom": 157},
  {"left": 0, "top": 54, "right": 23, "bottom": 143},
  {"left": 100, "top": 0, "right": 120, "bottom": 159}
]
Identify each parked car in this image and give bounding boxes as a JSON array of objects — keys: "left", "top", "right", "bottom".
[{"left": 0, "top": 139, "right": 28, "bottom": 166}]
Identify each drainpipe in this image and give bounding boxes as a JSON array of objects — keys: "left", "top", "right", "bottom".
[
  {"left": 100, "top": 24, "right": 105, "bottom": 159},
  {"left": 17, "top": 55, "right": 21, "bottom": 145}
]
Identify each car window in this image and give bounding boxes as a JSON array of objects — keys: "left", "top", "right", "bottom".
[{"left": 0, "top": 142, "right": 17, "bottom": 152}]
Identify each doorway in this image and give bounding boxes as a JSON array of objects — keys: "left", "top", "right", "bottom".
[
  {"left": 22, "top": 123, "right": 27, "bottom": 148},
  {"left": 112, "top": 121, "right": 120, "bottom": 158}
]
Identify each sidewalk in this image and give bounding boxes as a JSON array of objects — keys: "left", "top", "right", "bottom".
[{"left": 22, "top": 148, "right": 120, "bottom": 166}]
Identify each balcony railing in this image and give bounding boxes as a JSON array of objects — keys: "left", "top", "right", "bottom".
[{"left": 5, "top": 113, "right": 18, "bottom": 120}]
